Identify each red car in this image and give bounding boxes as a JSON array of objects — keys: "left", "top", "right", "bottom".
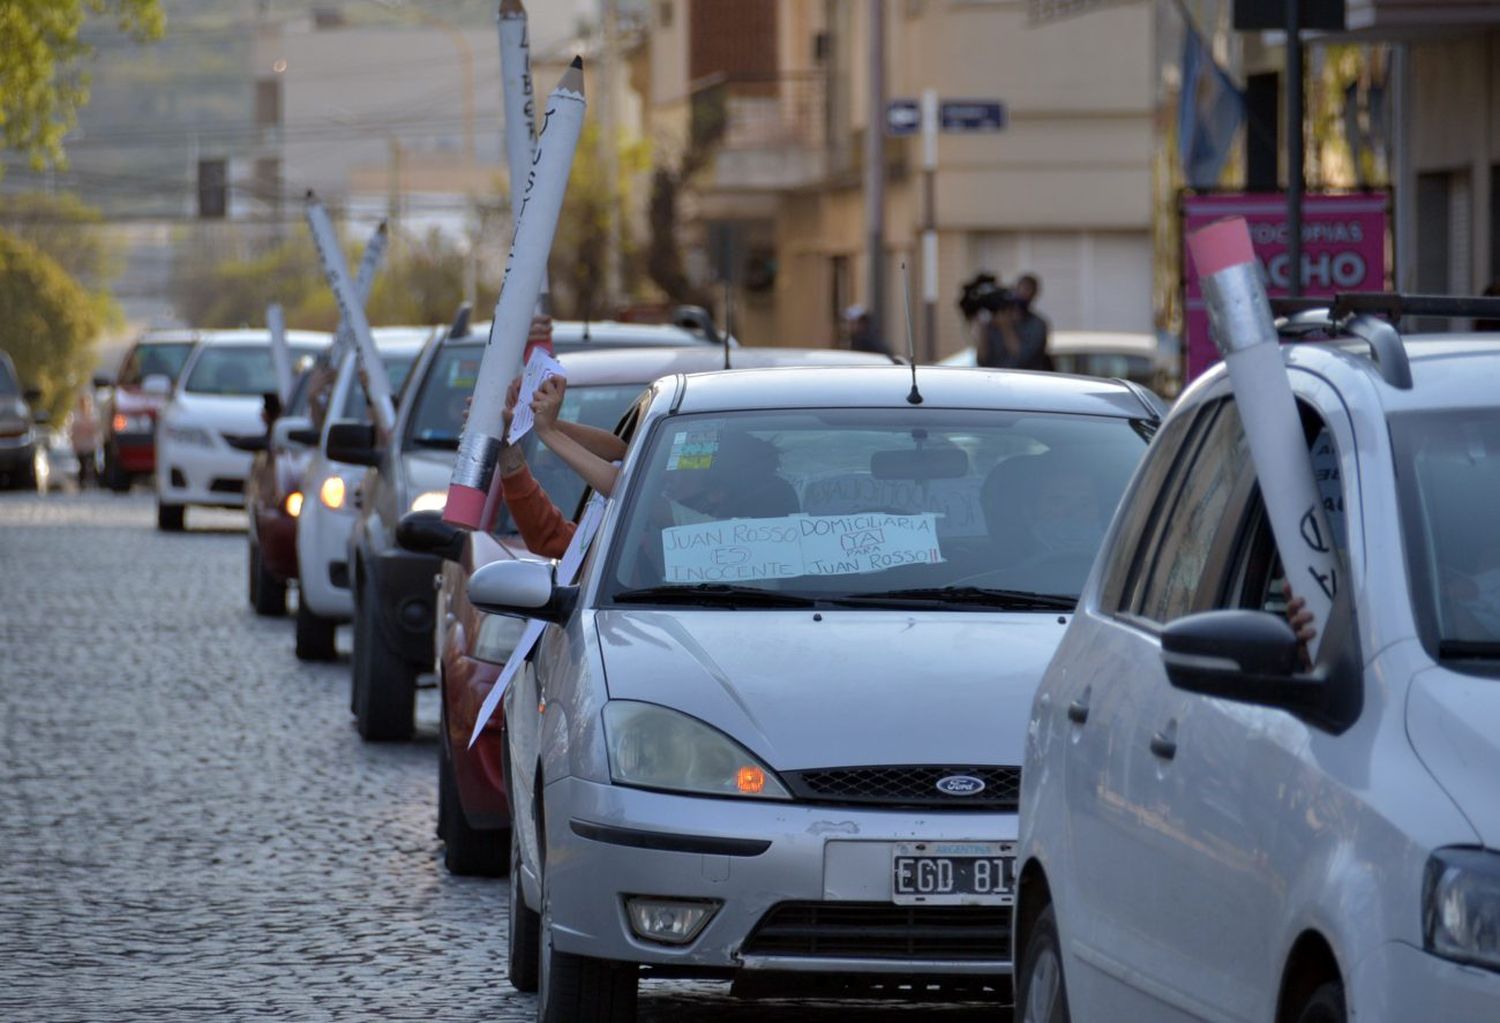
[
  {"left": 98, "top": 332, "right": 196, "bottom": 491},
  {"left": 404, "top": 345, "right": 899, "bottom": 876}
]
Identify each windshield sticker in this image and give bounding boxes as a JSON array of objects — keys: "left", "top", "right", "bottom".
[
  {"left": 447, "top": 357, "right": 481, "bottom": 390},
  {"left": 662, "top": 512, "right": 943, "bottom": 582},
  {"left": 666, "top": 428, "right": 719, "bottom": 471}
]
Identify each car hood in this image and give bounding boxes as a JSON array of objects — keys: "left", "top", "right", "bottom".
[
  {"left": 1407, "top": 666, "right": 1500, "bottom": 845},
  {"left": 594, "top": 609, "right": 1063, "bottom": 770},
  {"left": 165, "top": 392, "right": 264, "bottom": 435},
  {"left": 113, "top": 386, "right": 166, "bottom": 416}
]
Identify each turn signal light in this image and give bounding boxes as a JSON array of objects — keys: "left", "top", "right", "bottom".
[
  {"left": 112, "top": 414, "right": 128, "bottom": 432},
  {"left": 319, "top": 476, "right": 345, "bottom": 510},
  {"left": 736, "top": 766, "right": 767, "bottom": 795},
  {"left": 284, "top": 491, "right": 304, "bottom": 518}
]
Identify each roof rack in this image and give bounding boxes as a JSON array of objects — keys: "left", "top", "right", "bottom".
[{"left": 1268, "top": 292, "right": 1500, "bottom": 391}]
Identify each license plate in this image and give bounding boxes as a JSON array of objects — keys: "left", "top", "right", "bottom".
[{"left": 892, "top": 841, "right": 1015, "bottom": 906}]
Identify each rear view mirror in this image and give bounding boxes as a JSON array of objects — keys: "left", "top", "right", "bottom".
[
  {"left": 142, "top": 374, "right": 172, "bottom": 398},
  {"left": 396, "top": 510, "right": 467, "bottom": 562},
  {"left": 870, "top": 446, "right": 969, "bottom": 480},
  {"left": 468, "top": 559, "right": 577, "bottom": 624},
  {"left": 271, "top": 415, "right": 315, "bottom": 450},
  {"left": 325, "top": 420, "right": 381, "bottom": 466}
]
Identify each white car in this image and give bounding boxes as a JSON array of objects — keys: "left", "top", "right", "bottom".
[
  {"left": 941, "top": 330, "right": 1174, "bottom": 396},
  {"left": 294, "top": 329, "right": 432, "bottom": 660},
  {"left": 1015, "top": 311, "right": 1500, "bottom": 1022},
  {"left": 155, "top": 329, "right": 330, "bottom": 531}
]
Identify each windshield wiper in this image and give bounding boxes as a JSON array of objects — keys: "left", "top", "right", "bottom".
[
  {"left": 410, "top": 435, "right": 460, "bottom": 450},
  {"left": 1439, "top": 640, "right": 1500, "bottom": 661},
  {"left": 612, "top": 584, "right": 817, "bottom": 609},
  {"left": 828, "top": 586, "right": 1077, "bottom": 611}
]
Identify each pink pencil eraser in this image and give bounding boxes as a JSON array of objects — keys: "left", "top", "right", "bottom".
[
  {"left": 1188, "top": 217, "right": 1255, "bottom": 277},
  {"left": 443, "top": 484, "right": 487, "bottom": 528}
]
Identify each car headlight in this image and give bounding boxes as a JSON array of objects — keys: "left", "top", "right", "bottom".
[
  {"left": 319, "top": 475, "right": 346, "bottom": 510},
  {"left": 410, "top": 489, "right": 447, "bottom": 513},
  {"left": 472, "top": 613, "right": 527, "bottom": 665},
  {"left": 112, "top": 413, "right": 154, "bottom": 433},
  {"left": 603, "top": 701, "right": 790, "bottom": 800},
  {"left": 1425, "top": 848, "right": 1500, "bottom": 972},
  {"left": 163, "top": 424, "right": 214, "bottom": 447},
  {"left": 284, "top": 491, "right": 304, "bottom": 518}
]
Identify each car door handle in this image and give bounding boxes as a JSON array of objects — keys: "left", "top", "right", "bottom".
[{"left": 1149, "top": 725, "right": 1177, "bottom": 761}]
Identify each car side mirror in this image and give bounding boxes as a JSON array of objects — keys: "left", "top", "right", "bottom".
[
  {"left": 271, "top": 415, "right": 315, "bottom": 450},
  {"left": 92, "top": 373, "right": 113, "bottom": 389},
  {"left": 141, "top": 374, "right": 172, "bottom": 398},
  {"left": 1162, "top": 609, "right": 1329, "bottom": 714},
  {"left": 325, "top": 420, "right": 381, "bottom": 467},
  {"left": 467, "top": 559, "right": 577, "bottom": 624},
  {"left": 395, "top": 510, "right": 467, "bottom": 563}
]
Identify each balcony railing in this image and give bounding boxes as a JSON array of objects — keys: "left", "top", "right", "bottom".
[{"left": 689, "top": 71, "right": 828, "bottom": 191}]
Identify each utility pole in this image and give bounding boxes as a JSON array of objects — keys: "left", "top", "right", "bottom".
[
  {"left": 921, "top": 88, "right": 938, "bottom": 363},
  {"left": 864, "top": 0, "right": 887, "bottom": 347},
  {"left": 600, "top": 0, "right": 622, "bottom": 312},
  {"left": 1285, "top": 0, "right": 1304, "bottom": 297}
]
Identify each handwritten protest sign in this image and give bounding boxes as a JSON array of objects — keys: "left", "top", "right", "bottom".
[
  {"left": 507, "top": 348, "right": 567, "bottom": 442},
  {"left": 662, "top": 513, "right": 943, "bottom": 583},
  {"left": 800, "top": 474, "right": 987, "bottom": 537}
]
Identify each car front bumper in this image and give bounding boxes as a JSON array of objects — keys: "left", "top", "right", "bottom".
[
  {"left": 543, "top": 775, "right": 1015, "bottom": 977},
  {"left": 111, "top": 431, "right": 156, "bottom": 473},
  {"left": 296, "top": 494, "right": 356, "bottom": 620},
  {"left": 1350, "top": 940, "right": 1500, "bottom": 1022},
  {"left": 156, "top": 437, "right": 251, "bottom": 509},
  {"left": 254, "top": 505, "right": 300, "bottom": 583}
]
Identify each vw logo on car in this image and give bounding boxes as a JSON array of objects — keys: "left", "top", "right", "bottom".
[{"left": 935, "top": 774, "right": 986, "bottom": 797}]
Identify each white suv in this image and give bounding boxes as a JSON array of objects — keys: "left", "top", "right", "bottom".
[
  {"left": 155, "top": 329, "right": 329, "bottom": 531},
  {"left": 1016, "top": 303, "right": 1500, "bottom": 1023}
]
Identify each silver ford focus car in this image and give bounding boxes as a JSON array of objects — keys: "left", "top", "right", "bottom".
[{"left": 475, "top": 365, "right": 1160, "bottom": 1020}]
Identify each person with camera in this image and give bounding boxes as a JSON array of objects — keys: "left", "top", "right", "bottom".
[{"left": 962, "top": 272, "right": 1051, "bottom": 371}]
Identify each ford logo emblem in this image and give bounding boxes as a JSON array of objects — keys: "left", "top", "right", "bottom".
[{"left": 936, "top": 774, "right": 986, "bottom": 796}]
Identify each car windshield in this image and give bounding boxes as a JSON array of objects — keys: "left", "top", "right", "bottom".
[
  {"left": 601, "top": 407, "right": 1151, "bottom": 608},
  {"left": 405, "top": 344, "right": 482, "bottom": 448},
  {"left": 491, "top": 382, "right": 644, "bottom": 535},
  {"left": 119, "top": 342, "right": 193, "bottom": 386},
  {"left": 184, "top": 345, "right": 321, "bottom": 397},
  {"left": 1394, "top": 408, "right": 1500, "bottom": 667},
  {"left": 338, "top": 353, "right": 419, "bottom": 421}
]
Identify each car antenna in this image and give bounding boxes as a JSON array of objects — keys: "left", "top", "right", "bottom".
[{"left": 901, "top": 260, "right": 923, "bottom": 404}]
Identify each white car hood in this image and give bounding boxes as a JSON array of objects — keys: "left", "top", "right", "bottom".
[
  {"left": 1408, "top": 667, "right": 1500, "bottom": 845},
  {"left": 594, "top": 609, "right": 1064, "bottom": 770},
  {"left": 165, "top": 392, "right": 264, "bottom": 435}
]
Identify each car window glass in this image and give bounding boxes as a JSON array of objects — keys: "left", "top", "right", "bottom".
[
  {"left": 0, "top": 359, "right": 16, "bottom": 395},
  {"left": 404, "top": 345, "right": 482, "bottom": 447},
  {"left": 1133, "top": 401, "right": 1252, "bottom": 623},
  {"left": 1097, "top": 406, "right": 1201, "bottom": 613},
  {"left": 602, "top": 408, "right": 1150, "bottom": 603},
  {"left": 338, "top": 354, "right": 418, "bottom": 422},
  {"left": 184, "top": 345, "right": 321, "bottom": 396},
  {"left": 119, "top": 342, "right": 193, "bottom": 386}
]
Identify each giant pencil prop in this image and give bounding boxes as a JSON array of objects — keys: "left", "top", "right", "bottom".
[
  {"left": 266, "top": 302, "right": 292, "bottom": 403},
  {"left": 329, "top": 222, "right": 390, "bottom": 365},
  {"left": 305, "top": 195, "right": 397, "bottom": 435},
  {"left": 1188, "top": 217, "right": 1338, "bottom": 658},
  {"left": 498, "top": 0, "right": 549, "bottom": 311},
  {"left": 445, "top": 58, "right": 586, "bottom": 529}
]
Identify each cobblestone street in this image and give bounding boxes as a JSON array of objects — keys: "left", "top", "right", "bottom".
[{"left": 0, "top": 492, "right": 1005, "bottom": 1021}]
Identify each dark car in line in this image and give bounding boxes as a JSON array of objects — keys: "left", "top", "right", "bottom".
[{"left": 0, "top": 350, "right": 44, "bottom": 490}]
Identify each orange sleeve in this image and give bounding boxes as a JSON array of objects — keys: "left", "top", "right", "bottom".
[{"left": 501, "top": 464, "right": 576, "bottom": 559}]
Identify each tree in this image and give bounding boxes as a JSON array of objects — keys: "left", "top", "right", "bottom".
[
  {"left": 550, "top": 121, "right": 649, "bottom": 320},
  {"left": 0, "top": 230, "right": 101, "bottom": 421},
  {"left": 0, "top": 0, "right": 164, "bottom": 176},
  {"left": 0, "top": 191, "right": 122, "bottom": 329}
]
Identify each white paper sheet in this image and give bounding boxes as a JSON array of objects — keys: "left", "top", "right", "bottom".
[
  {"left": 467, "top": 492, "right": 608, "bottom": 748},
  {"left": 506, "top": 348, "right": 566, "bottom": 443},
  {"left": 662, "top": 512, "right": 943, "bottom": 583}
]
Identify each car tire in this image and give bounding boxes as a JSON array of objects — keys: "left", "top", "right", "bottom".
[
  {"left": 157, "top": 502, "right": 185, "bottom": 532},
  {"left": 1017, "top": 904, "right": 1071, "bottom": 1023},
  {"left": 352, "top": 572, "right": 416, "bottom": 741},
  {"left": 249, "top": 540, "right": 287, "bottom": 616},
  {"left": 537, "top": 874, "right": 637, "bottom": 1023},
  {"left": 103, "top": 449, "right": 130, "bottom": 493},
  {"left": 1293, "top": 982, "right": 1346, "bottom": 1023},
  {"left": 508, "top": 824, "right": 541, "bottom": 992},
  {"left": 438, "top": 739, "right": 508, "bottom": 877},
  {"left": 294, "top": 599, "right": 338, "bottom": 661}
]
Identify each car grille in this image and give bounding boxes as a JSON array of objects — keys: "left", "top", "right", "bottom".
[
  {"left": 742, "top": 902, "right": 1010, "bottom": 962},
  {"left": 780, "top": 765, "right": 1021, "bottom": 811}
]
